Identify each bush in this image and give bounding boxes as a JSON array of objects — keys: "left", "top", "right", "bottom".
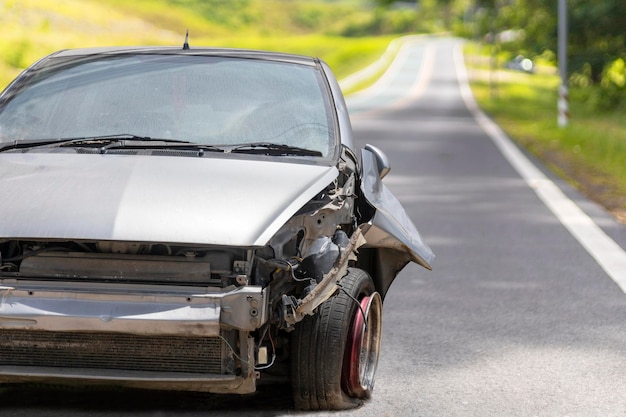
[
  {"left": 571, "top": 58, "right": 625, "bottom": 111},
  {"left": 599, "top": 57, "right": 626, "bottom": 109},
  {"left": 336, "top": 7, "right": 421, "bottom": 37}
]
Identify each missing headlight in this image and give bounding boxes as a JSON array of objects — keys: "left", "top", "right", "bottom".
[{"left": 299, "top": 230, "right": 349, "bottom": 283}]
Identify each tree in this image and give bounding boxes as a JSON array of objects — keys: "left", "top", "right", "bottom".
[
  {"left": 471, "top": 0, "right": 624, "bottom": 81},
  {"left": 566, "top": 0, "right": 626, "bottom": 82}
]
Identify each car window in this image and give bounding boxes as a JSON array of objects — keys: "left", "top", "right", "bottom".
[{"left": 0, "top": 54, "right": 337, "bottom": 157}]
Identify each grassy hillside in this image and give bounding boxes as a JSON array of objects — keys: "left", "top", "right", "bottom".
[
  {"left": 0, "top": 0, "right": 415, "bottom": 89},
  {"left": 0, "top": 0, "right": 178, "bottom": 85}
]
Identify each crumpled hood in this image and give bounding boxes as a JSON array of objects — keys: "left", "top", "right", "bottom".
[{"left": 0, "top": 153, "right": 338, "bottom": 247}]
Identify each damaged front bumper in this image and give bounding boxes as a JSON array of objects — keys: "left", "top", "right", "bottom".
[{"left": 0, "top": 281, "right": 268, "bottom": 393}]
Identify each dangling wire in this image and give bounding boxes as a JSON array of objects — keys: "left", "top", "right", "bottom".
[
  {"left": 337, "top": 281, "right": 368, "bottom": 331},
  {"left": 217, "top": 333, "right": 252, "bottom": 369},
  {"left": 219, "top": 327, "right": 277, "bottom": 371},
  {"left": 273, "top": 259, "right": 309, "bottom": 282},
  {"left": 254, "top": 330, "right": 277, "bottom": 371}
]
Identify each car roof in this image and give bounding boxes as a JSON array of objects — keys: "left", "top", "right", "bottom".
[{"left": 49, "top": 46, "right": 320, "bottom": 67}]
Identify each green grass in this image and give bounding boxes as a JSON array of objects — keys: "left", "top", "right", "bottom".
[
  {"left": 0, "top": 0, "right": 399, "bottom": 89},
  {"left": 465, "top": 43, "right": 626, "bottom": 218}
]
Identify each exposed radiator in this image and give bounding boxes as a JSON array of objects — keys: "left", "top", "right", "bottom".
[{"left": 0, "top": 330, "right": 225, "bottom": 374}]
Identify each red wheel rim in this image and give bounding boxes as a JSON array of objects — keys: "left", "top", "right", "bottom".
[{"left": 342, "top": 292, "right": 382, "bottom": 398}]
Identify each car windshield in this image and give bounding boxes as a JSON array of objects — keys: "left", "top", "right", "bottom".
[{"left": 0, "top": 53, "right": 336, "bottom": 157}]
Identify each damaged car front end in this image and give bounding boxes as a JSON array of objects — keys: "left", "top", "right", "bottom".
[{"left": 0, "top": 46, "right": 433, "bottom": 410}]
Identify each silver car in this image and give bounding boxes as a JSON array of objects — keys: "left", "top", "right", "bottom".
[{"left": 0, "top": 45, "right": 434, "bottom": 410}]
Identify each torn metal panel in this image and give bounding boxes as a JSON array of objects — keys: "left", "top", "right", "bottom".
[{"left": 360, "top": 147, "right": 435, "bottom": 270}]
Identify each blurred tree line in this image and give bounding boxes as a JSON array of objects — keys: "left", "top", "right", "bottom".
[
  {"left": 3, "top": 0, "right": 624, "bottom": 110},
  {"left": 378, "top": 0, "right": 625, "bottom": 111}
]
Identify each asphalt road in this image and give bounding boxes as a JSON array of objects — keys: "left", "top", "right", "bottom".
[
  {"left": 346, "top": 36, "right": 626, "bottom": 417},
  {"left": 3, "top": 36, "right": 626, "bottom": 417}
]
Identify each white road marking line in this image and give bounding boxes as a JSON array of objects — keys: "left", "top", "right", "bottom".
[{"left": 453, "top": 42, "right": 626, "bottom": 294}]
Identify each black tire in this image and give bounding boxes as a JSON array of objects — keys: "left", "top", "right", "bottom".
[{"left": 291, "top": 268, "right": 383, "bottom": 411}]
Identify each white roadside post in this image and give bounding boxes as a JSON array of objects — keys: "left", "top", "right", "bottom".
[{"left": 558, "top": 0, "right": 569, "bottom": 127}]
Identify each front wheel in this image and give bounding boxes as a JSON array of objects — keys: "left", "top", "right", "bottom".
[{"left": 291, "top": 268, "right": 383, "bottom": 410}]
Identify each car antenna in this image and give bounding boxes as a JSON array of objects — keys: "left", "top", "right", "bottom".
[{"left": 183, "top": 30, "right": 190, "bottom": 50}]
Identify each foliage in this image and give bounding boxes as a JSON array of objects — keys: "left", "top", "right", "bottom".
[
  {"left": 337, "top": 7, "right": 424, "bottom": 37},
  {"left": 461, "top": 0, "right": 625, "bottom": 111},
  {"left": 571, "top": 58, "right": 626, "bottom": 112},
  {"left": 566, "top": 0, "right": 626, "bottom": 83}
]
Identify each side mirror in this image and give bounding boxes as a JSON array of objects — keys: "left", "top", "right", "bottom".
[{"left": 364, "top": 144, "right": 391, "bottom": 179}]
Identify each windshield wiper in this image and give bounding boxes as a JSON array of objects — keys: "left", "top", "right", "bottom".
[
  {"left": 98, "top": 142, "right": 223, "bottom": 155},
  {"left": 65, "top": 136, "right": 225, "bottom": 154},
  {"left": 0, "top": 138, "right": 68, "bottom": 152},
  {"left": 57, "top": 134, "right": 221, "bottom": 148},
  {"left": 228, "top": 142, "right": 323, "bottom": 157},
  {"left": 0, "top": 135, "right": 224, "bottom": 154},
  {"left": 56, "top": 134, "right": 155, "bottom": 146},
  {"left": 0, "top": 135, "right": 173, "bottom": 152}
]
